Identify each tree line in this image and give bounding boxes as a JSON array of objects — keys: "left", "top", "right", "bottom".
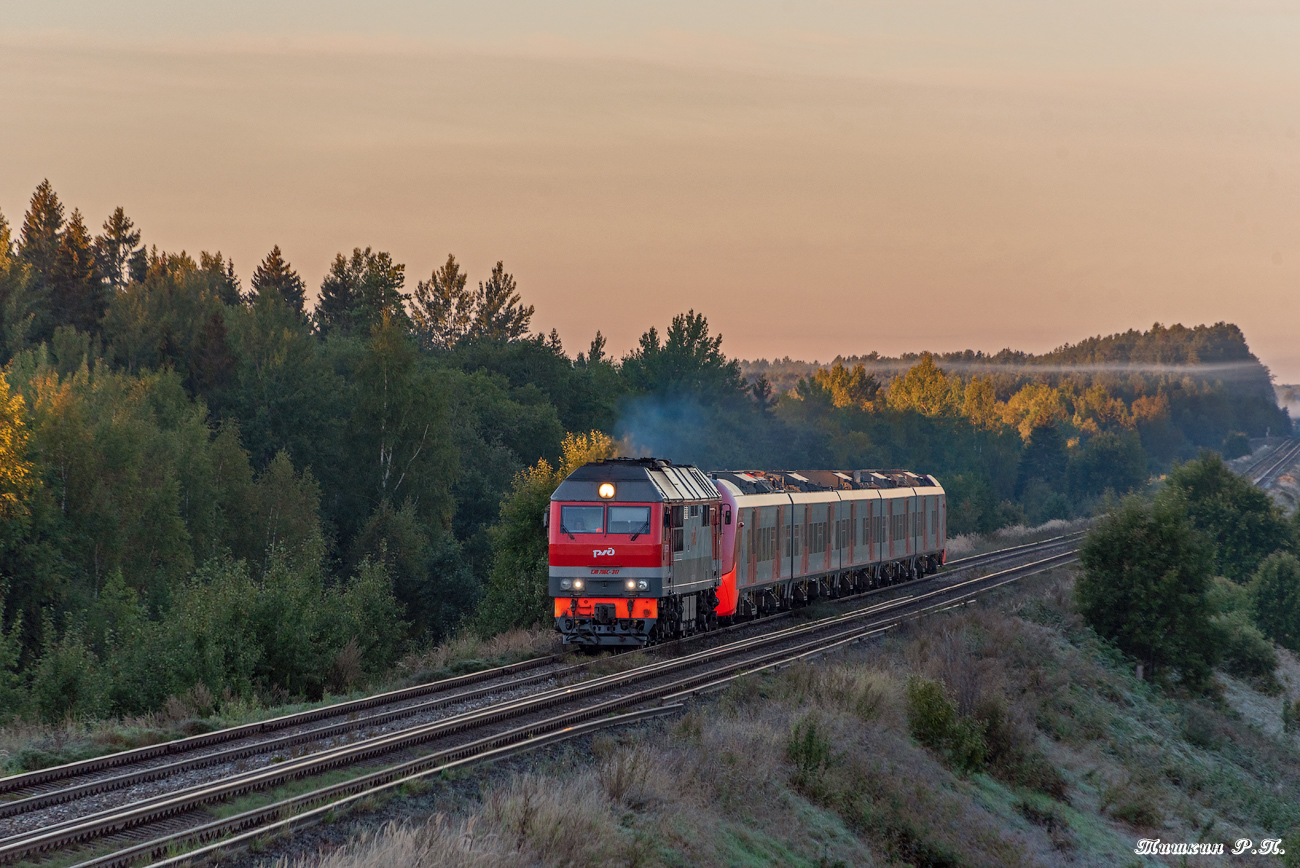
[{"left": 0, "top": 180, "right": 1288, "bottom": 722}]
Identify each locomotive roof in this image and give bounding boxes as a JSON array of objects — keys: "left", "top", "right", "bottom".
[{"left": 552, "top": 457, "right": 720, "bottom": 503}]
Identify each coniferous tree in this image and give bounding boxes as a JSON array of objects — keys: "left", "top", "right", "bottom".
[
  {"left": 410, "top": 253, "right": 472, "bottom": 349},
  {"left": 249, "top": 245, "right": 307, "bottom": 315},
  {"left": 199, "top": 252, "right": 242, "bottom": 306},
  {"left": 93, "top": 207, "right": 141, "bottom": 292},
  {"left": 468, "top": 261, "right": 533, "bottom": 343},
  {"left": 0, "top": 211, "right": 36, "bottom": 362},
  {"left": 18, "top": 180, "right": 64, "bottom": 289},
  {"left": 314, "top": 247, "right": 408, "bottom": 338},
  {"left": 49, "top": 209, "right": 105, "bottom": 335}
]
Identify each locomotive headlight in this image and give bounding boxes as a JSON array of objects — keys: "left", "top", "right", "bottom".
[
  {"left": 560, "top": 579, "right": 572, "bottom": 590},
  {"left": 637, "top": 580, "right": 649, "bottom": 591},
  {"left": 572, "top": 579, "right": 584, "bottom": 591},
  {"left": 626, "top": 579, "right": 636, "bottom": 591},
  {"left": 598, "top": 483, "right": 615, "bottom": 499}
]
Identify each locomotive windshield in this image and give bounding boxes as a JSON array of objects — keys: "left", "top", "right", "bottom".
[
  {"left": 560, "top": 505, "right": 605, "bottom": 533},
  {"left": 608, "top": 506, "right": 651, "bottom": 535}
]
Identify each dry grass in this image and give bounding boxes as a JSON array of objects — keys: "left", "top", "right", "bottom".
[
  {"left": 946, "top": 517, "right": 1089, "bottom": 559},
  {"left": 291, "top": 571, "right": 1300, "bottom": 868},
  {"left": 388, "top": 628, "right": 556, "bottom": 687}
]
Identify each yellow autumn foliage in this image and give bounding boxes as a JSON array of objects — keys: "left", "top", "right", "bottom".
[{"left": 0, "top": 371, "right": 34, "bottom": 517}]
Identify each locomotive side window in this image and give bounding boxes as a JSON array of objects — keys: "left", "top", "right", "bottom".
[
  {"left": 702, "top": 505, "right": 711, "bottom": 524},
  {"left": 690, "top": 504, "right": 699, "bottom": 517},
  {"left": 607, "top": 506, "right": 651, "bottom": 535},
  {"left": 560, "top": 506, "right": 604, "bottom": 534}
]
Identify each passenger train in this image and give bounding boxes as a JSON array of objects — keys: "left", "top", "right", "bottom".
[{"left": 548, "top": 458, "right": 946, "bottom": 647}]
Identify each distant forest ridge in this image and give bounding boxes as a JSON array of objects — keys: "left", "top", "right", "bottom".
[{"left": 740, "top": 323, "right": 1281, "bottom": 399}]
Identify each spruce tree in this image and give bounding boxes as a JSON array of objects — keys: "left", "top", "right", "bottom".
[
  {"left": 250, "top": 245, "right": 307, "bottom": 315},
  {"left": 49, "top": 209, "right": 105, "bottom": 336},
  {"left": 410, "top": 253, "right": 472, "bottom": 349},
  {"left": 93, "top": 207, "right": 141, "bottom": 292},
  {"left": 468, "top": 261, "right": 533, "bottom": 343},
  {"left": 199, "top": 251, "right": 243, "bottom": 306},
  {"left": 18, "top": 180, "right": 64, "bottom": 288},
  {"left": 314, "top": 247, "right": 408, "bottom": 338},
  {"left": 0, "top": 211, "right": 36, "bottom": 362}
]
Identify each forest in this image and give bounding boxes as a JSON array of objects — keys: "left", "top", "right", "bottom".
[{"left": 0, "top": 180, "right": 1290, "bottom": 722}]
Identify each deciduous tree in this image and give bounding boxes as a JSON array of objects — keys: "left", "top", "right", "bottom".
[{"left": 1076, "top": 493, "right": 1218, "bottom": 689}]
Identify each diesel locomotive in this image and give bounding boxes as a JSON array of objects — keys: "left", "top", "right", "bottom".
[{"left": 548, "top": 458, "right": 946, "bottom": 647}]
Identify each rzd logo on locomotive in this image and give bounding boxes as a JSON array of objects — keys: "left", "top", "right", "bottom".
[{"left": 592, "top": 547, "right": 616, "bottom": 557}]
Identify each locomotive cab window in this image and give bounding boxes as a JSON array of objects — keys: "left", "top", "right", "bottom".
[
  {"left": 607, "top": 506, "right": 651, "bottom": 535},
  {"left": 560, "top": 506, "right": 604, "bottom": 534}
]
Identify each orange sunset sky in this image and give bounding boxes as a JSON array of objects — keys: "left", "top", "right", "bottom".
[{"left": 3, "top": 2, "right": 1299, "bottom": 378}]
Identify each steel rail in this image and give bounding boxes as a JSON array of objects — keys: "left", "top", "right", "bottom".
[
  {"left": 72, "top": 550, "right": 1080, "bottom": 868},
  {"left": 1, "top": 549, "right": 1080, "bottom": 866},
  {"left": 0, "top": 661, "right": 580, "bottom": 818},
  {"left": 0, "top": 655, "right": 558, "bottom": 796},
  {"left": 73, "top": 705, "right": 685, "bottom": 868},
  {"left": 1249, "top": 439, "right": 1300, "bottom": 486}
]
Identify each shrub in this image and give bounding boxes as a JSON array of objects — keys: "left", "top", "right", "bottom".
[
  {"left": 787, "top": 715, "right": 834, "bottom": 793},
  {"left": 1251, "top": 552, "right": 1300, "bottom": 651},
  {"left": 1076, "top": 494, "right": 1218, "bottom": 690},
  {"left": 905, "top": 676, "right": 987, "bottom": 775},
  {"left": 1222, "top": 431, "right": 1251, "bottom": 460},
  {"left": 1165, "top": 452, "right": 1290, "bottom": 583}
]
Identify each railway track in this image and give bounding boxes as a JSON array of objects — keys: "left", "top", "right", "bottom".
[
  {"left": 0, "top": 528, "right": 1082, "bottom": 823},
  {"left": 1246, "top": 439, "right": 1300, "bottom": 487},
  {"left": 0, "top": 533, "right": 1082, "bottom": 867}
]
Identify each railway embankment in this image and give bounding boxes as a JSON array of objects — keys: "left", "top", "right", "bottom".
[{"left": 248, "top": 562, "right": 1300, "bottom": 868}]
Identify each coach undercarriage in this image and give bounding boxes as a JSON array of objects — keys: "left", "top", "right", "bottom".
[{"left": 729, "top": 554, "right": 941, "bottom": 620}]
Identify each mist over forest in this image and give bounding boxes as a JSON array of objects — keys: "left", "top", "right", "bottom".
[{"left": 0, "top": 181, "right": 1290, "bottom": 721}]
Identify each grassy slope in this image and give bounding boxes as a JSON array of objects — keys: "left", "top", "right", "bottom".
[{"left": 277, "top": 567, "right": 1300, "bottom": 868}]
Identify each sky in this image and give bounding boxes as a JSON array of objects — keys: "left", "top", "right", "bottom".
[{"left": 3, "top": 2, "right": 1300, "bottom": 379}]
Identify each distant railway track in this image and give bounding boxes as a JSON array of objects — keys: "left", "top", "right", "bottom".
[
  {"left": 1246, "top": 439, "right": 1300, "bottom": 487},
  {"left": 0, "top": 532, "right": 1084, "bottom": 867}
]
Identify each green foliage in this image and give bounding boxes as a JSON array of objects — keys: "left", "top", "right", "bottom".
[
  {"left": 475, "top": 460, "right": 561, "bottom": 636},
  {"left": 621, "top": 310, "right": 744, "bottom": 398},
  {"left": 476, "top": 432, "right": 615, "bottom": 636},
  {"left": 904, "top": 676, "right": 987, "bottom": 775},
  {"left": 1165, "top": 452, "right": 1290, "bottom": 583},
  {"left": 30, "top": 617, "right": 104, "bottom": 721},
  {"left": 1076, "top": 494, "right": 1219, "bottom": 690},
  {"left": 1067, "top": 430, "right": 1147, "bottom": 501},
  {"left": 1251, "top": 552, "right": 1300, "bottom": 652},
  {"left": 1209, "top": 576, "right": 1279, "bottom": 680},
  {"left": 314, "top": 247, "right": 409, "bottom": 338},
  {"left": 1221, "top": 430, "right": 1251, "bottom": 460},
  {"left": 249, "top": 245, "right": 306, "bottom": 316},
  {"left": 787, "top": 715, "right": 834, "bottom": 793}
]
